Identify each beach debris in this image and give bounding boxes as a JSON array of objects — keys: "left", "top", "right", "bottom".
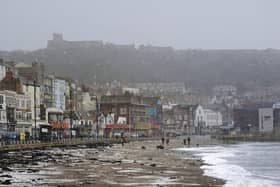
[
  {"left": 156, "top": 184, "right": 163, "bottom": 187},
  {"left": 99, "top": 159, "right": 122, "bottom": 164},
  {"left": 0, "top": 175, "right": 12, "bottom": 178},
  {"left": 1, "top": 179, "right": 12, "bottom": 185},
  {"left": 89, "top": 157, "right": 98, "bottom": 161},
  {"left": 150, "top": 163, "right": 156, "bottom": 167},
  {"left": 156, "top": 145, "right": 164, "bottom": 149},
  {"left": 141, "top": 146, "right": 146, "bottom": 149},
  {"left": 27, "top": 168, "right": 39, "bottom": 173},
  {"left": 1, "top": 167, "right": 13, "bottom": 172}
]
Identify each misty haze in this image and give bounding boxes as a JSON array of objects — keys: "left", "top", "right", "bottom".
[{"left": 0, "top": 1, "right": 280, "bottom": 187}]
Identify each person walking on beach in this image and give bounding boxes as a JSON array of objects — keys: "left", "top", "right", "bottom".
[
  {"left": 161, "top": 137, "right": 165, "bottom": 145},
  {"left": 183, "top": 139, "right": 186, "bottom": 146},
  {"left": 166, "top": 138, "right": 169, "bottom": 145},
  {"left": 187, "top": 137, "right": 191, "bottom": 147},
  {"left": 121, "top": 132, "right": 125, "bottom": 147}
]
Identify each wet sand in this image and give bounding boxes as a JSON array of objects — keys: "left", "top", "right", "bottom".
[{"left": 0, "top": 137, "right": 225, "bottom": 187}]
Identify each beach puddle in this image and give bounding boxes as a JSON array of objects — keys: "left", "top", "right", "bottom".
[{"left": 118, "top": 168, "right": 144, "bottom": 173}]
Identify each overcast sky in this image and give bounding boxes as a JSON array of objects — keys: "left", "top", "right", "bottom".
[{"left": 0, "top": 0, "right": 279, "bottom": 50}]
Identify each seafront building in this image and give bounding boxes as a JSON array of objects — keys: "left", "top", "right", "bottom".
[
  {"left": 0, "top": 59, "right": 164, "bottom": 140},
  {"left": 2, "top": 57, "right": 280, "bottom": 140}
]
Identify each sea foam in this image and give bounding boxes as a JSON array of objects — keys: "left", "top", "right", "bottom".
[{"left": 176, "top": 144, "right": 276, "bottom": 187}]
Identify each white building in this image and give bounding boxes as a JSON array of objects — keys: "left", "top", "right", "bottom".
[
  {"left": 53, "top": 78, "right": 66, "bottom": 111},
  {"left": 0, "top": 62, "right": 6, "bottom": 81},
  {"left": 258, "top": 108, "right": 274, "bottom": 133},
  {"left": 22, "top": 83, "right": 41, "bottom": 120},
  {"left": 194, "top": 105, "right": 206, "bottom": 127},
  {"left": 122, "top": 87, "right": 140, "bottom": 95},
  {"left": 204, "top": 109, "right": 223, "bottom": 127},
  {"left": 0, "top": 90, "right": 32, "bottom": 134},
  {"left": 80, "top": 92, "right": 96, "bottom": 111},
  {"left": 0, "top": 93, "right": 7, "bottom": 130}
]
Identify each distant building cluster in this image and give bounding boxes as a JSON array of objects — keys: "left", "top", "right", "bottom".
[
  {"left": 0, "top": 58, "right": 163, "bottom": 140},
  {"left": 162, "top": 104, "right": 223, "bottom": 136},
  {"left": 232, "top": 102, "right": 280, "bottom": 135},
  {"left": 133, "top": 82, "right": 187, "bottom": 96},
  {"left": 2, "top": 44, "right": 280, "bottom": 140}
]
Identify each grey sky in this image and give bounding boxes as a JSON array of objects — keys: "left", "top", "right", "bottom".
[{"left": 0, "top": 0, "right": 279, "bottom": 50}]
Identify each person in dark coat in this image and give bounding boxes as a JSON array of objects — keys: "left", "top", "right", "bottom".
[
  {"left": 183, "top": 139, "right": 187, "bottom": 146},
  {"left": 187, "top": 137, "right": 191, "bottom": 147},
  {"left": 161, "top": 137, "right": 165, "bottom": 145}
]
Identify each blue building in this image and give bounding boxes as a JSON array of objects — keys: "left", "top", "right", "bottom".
[{"left": 53, "top": 78, "right": 66, "bottom": 111}]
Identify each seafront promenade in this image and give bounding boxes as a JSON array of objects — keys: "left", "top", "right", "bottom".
[
  {"left": 0, "top": 138, "right": 123, "bottom": 152},
  {"left": 0, "top": 137, "right": 164, "bottom": 153}
]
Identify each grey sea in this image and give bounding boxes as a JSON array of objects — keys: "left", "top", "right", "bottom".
[{"left": 176, "top": 142, "right": 280, "bottom": 187}]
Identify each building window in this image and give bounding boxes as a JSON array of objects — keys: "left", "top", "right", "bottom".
[
  {"left": 16, "top": 100, "right": 20, "bottom": 107},
  {"left": 264, "top": 116, "right": 271, "bottom": 120},
  {"left": 27, "top": 112, "right": 32, "bottom": 121},
  {"left": 21, "top": 100, "right": 25, "bottom": 108},
  {"left": 16, "top": 111, "right": 22, "bottom": 120},
  {"left": 178, "top": 115, "right": 182, "bottom": 120},
  {"left": 120, "top": 107, "right": 127, "bottom": 115},
  {"left": 27, "top": 101, "right": 31, "bottom": 109}
]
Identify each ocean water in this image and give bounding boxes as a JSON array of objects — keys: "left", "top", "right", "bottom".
[{"left": 176, "top": 142, "right": 280, "bottom": 187}]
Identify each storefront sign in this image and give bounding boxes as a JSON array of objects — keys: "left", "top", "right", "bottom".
[
  {"left": 50, "top": 121, "right": 69, "bottom": 129},
  {"left": 41, "top": 128, "right": 48, "bottom": 133}
]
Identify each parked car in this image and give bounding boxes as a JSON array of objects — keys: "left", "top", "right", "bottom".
[
  {"left": 3, "top": 132, "right": 20, "bottom": 142},
  {"left": 166, "top": 132, "right": 181, "bottom": 137},
  {"left": 113, "top": 132, "right": 122, "bottom": 138},
  {"left": 138, "top": 133, "right": 147, "bottom": 137},
  {"left": 130, "top": 133, "right": 138, "bottom": 138}
]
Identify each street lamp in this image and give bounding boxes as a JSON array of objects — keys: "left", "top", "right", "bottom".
[
  {"left": 25, "top": 80, "right": 40, "bottom": 140},
  {"left": 69, "top": 83, "right": 73, "bottom": 139},
  {"left": 92, "top": 95, "right": 99, "bottom": 139},
  {"left": 248, "top": 124, "right": 252, "bottom": 134}
]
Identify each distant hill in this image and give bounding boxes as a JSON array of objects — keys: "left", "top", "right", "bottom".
[{"left": 1, "top": 34, "right": 280, "bottom": 91}]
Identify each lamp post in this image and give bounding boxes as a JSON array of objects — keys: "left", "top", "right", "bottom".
[
  {"left": 25, "top": 80, "right": 40, "bottom": 140},
  {"left": 69, "top": 83, "right": 73, "bottom": 139},
  {"left": 34, "top": 80, "right": 37, "bottom": 140},
  {"left": 93, "top": 95, "right": 99, "bottom": 139},
  {"left": 248, "top": 124, "right": 252, "bottom": 135}
]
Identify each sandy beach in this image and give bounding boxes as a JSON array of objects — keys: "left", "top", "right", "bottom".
[{"left": 0, "top": 136, "right": 225, "bottom": 187}]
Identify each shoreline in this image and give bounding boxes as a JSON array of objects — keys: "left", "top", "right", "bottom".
[{"left": 0, "top": 137, "right": 225, "bottom": 186}]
